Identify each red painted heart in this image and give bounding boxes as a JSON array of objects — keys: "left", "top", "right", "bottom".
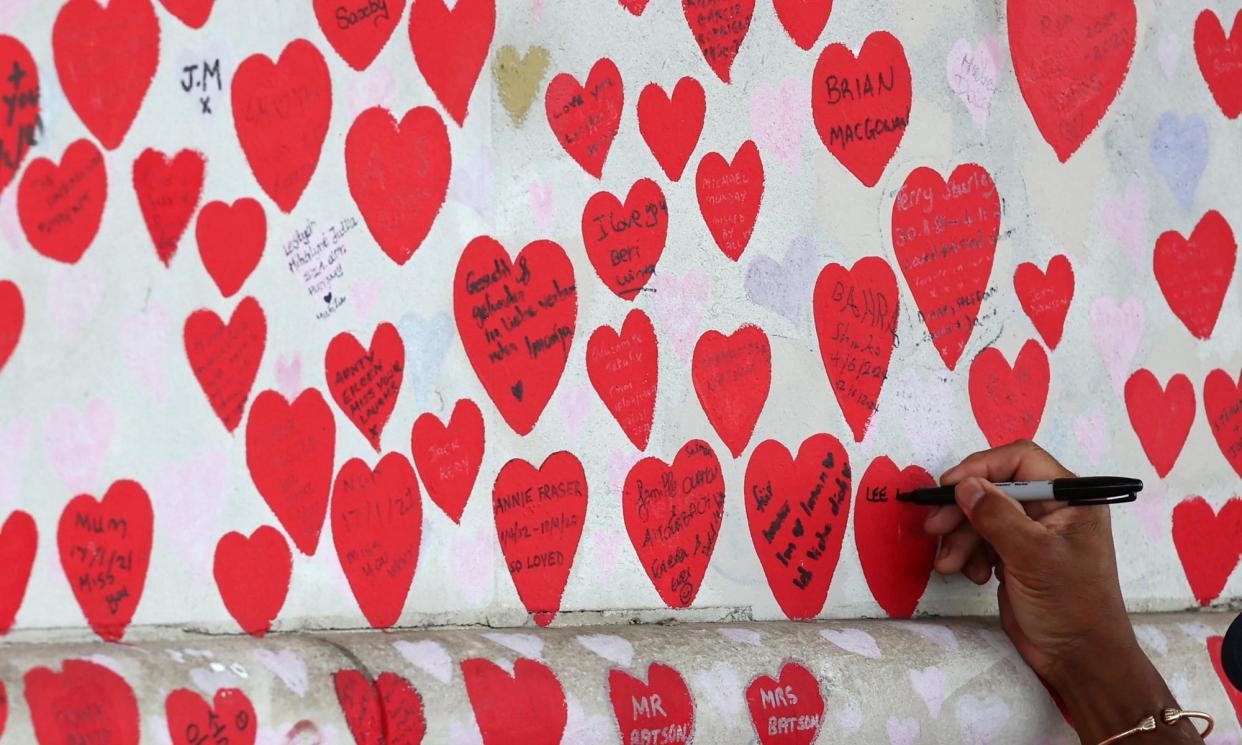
[
  {"left": 0, "top": 280, "right": 23, "bottom": 375},
  {"left": 346, "top": 106, "right": 451, "bottom": 265},
  {"left": 1207, "top": 635, "right": 1242, "bottom": 726},
  {"left": 184, "top": 296, "right": 267, "bottom": 432},
  {"left": 213, "top": 526, "right": 292, "bottom": 637},
  {"left": 454, "top": 236, "right": 577, "bottom": 436},
  {"left": 811, "top": 30, "right": 911, "bottom": 187},
  {"left": 545, "top": 57, "right": 624, "bottom": 178},
  {"left": 411, "top": 398, "right": 485, "bottom": 524},
  {"left": 1195, "top": 10, "right": 1242, "bottom": 119},
  {"left": 892, "top": 163, "right": 1001, "bottom": 370},
  {"left": 582, "top": 178, "right": 667, "bottom": 300},
  {"left": 325, "top": 322, "right": 405, "bottom": 451},
  {"left": 1013, "top": 254, "right": 1074, "bottom": 350},
  {"left": 461, "top": 658, "right": 567, "bottom": 745},
  {"left": 696, "top": 140, "right": 764, "bottom": 261},
  {"left": 968, "top": 339, "right": 1049, "bottom": 448},
  {"left": 637, "top": 77, "right": 705, "bottom": 182},
  {"left": 586, "top": 308, "right": 659, "bottom": 451},
  {"left": 166, "top": 688, "right": 256, "bottom": 745},
  {"left": 408, "top": 0, "right": 495, "bottom": 126},
  {"left": 315, "top": 0, "right": 407, "bottom": 71},
  {"left": 334, "top": 669, "right": 427, "bottom": 745},
  {"left": 1171, "top": 496, "right": 1241, "bottom": 606},
  {"left": 744, "top": 662, "right": 824, "bottom": 745},
  {"left": 608, "top": 663, "right": 695, "bottom": 745},
  {"left": 692, "top": 324, "right": 771, "bottom": 458},
  {"left": 132, "top": 148, "right": 205, "bottom": 267},
  {"left": 493, "top": 451, "right": 588, "bottom": 626},
  {"left": 624, "top": 439, "right": 726, "bottom": 608},
  {"left": 57, "top": 480, "right": 153, "bottom": 642},
  {"left": 53, "top": 0, "right": 159, "bottom": 150},
  {"left": 0, "top": 510, "right": 37, "bottom": 634},
  {"left": 157, "top": 0, "right": 215, "bottom": 28},
  {"left": 1124, "top": 370, "right": 1195, "bottom": 479},
  {"left": 773, "top": 0, "right": 832, "bottom": 50},
  {"left": 1154, "top": 210, "right": 1236, "bottom": 340},
  {"left": 18, "top": 139, "right": 107, "bottom": 265},
  {"left": 619, "top": 0, "right": 650, "bottom": 14},
  {"left": 813, "top": 256, "right": 899, "bottom": 443},
  {"left": 196, "top": 198, "right": 266, "bottom": 298},
  {"left": 682, "top": 0, "right": 755, "bottom": 83},
  {"left": 25, "top": 660, "right": 139, "bottom": 745},
  {"left": 854, "top": 456, "right": 937, "bottom": 618},
  {"left": 0, "top": 35, "right": 40, "bottom": 195},
  {"left": 744, "top": 434, "right": 851, "bottom": 619},
  {"left": 231, "top": 39, "right": 332, "bottom": 213},
  {"left": 1205, "top": 368, "right": 1242, "bottom": 479}
]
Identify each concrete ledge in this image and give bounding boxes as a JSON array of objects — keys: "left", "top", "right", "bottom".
[{"left": 0, "top": 613, "right": 1238, "bottom": 744}]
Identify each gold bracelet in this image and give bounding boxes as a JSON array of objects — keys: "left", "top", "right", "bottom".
[{"left": 1096, "top": 707, "right": 1214, "bottom": 744}]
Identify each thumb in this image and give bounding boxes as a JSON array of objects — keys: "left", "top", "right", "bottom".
[{"left": 955, "top": 477, "right": 1047, "bottom": 562}]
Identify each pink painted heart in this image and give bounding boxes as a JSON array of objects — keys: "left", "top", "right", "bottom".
[
  {"left": 1089, "top": 296, "right": 1144, "bottom": 394},
  {"left": 43, "top": 398, "right": 114, "bottom": 495},
  {"left": 119, "top": 303, "right": 171, "bottom": 405},
  {"left": 1099, "top": 176, "right": 1149, "bottom": 268},
  {"left": 150, "top": 447, "right": 230, "bottom": 584},
  {"left": 530, "top": 179, "right": 555, "bottom": 234},
  {"left": 748, "top": 77, "right": 803, "bottom": 172},
  {"left": 1131, "top": 484, "right": 1169, "bottom": 543},
  {"left": 946, "top": 36, "right": 1001, "bottom": 129},
  {"left": 274, "top": 354, "right": 302, "bottom": 400},
  {"left": 47, "top": 264, "right": 104, "bottom": 338},
  {"left": 1073, "top": 409, "right": 1108, "bottom": 465},
  {"left": 556, "top": 380, "right": 594, "bottom": 443},
  {"left": 649, "top": 267, "right": 709, "bottom": 361}
]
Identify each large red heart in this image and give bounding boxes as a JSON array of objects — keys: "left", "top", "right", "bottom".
[
  {"left": 811, "top": 30, "right": 911, "bottom": 187},
  {"left": 682, "top": 0, "right": 754, "bottom": 83},
  {"left": 184, "top": 296, "right": 267, "bottom": 432},
  {"left": 1013, "top": 254, "right": 1074, "bottom": 350},
  {"left": 53, "top": 0, "right": 159, "bottom": 150},
  {"left": 213, "top": 525, "right": 292, "bottom": 637},
  {"left": 744, "top": 662, "right": 824, "bottom": 745},
  {"left": 0, "top": 510, "right": 37, "bottom": 634},
  {"left": 18, "top": 138, "right": 107, "bottom": 264},
  {"left": 325, "top": 322, "right": 405, "bottom": 451},
  {"left": 692, "top": 325, "right": 771, "bottom": 458},
  {"left": 1154, "top": 210, "right": 1236, "bottom": 340},
  {"left": 623, "top": 440, "right": 725, "bottom": 608},
  {"left": 813, "top": 257, "right": 899, "bottom": 443},
  {"left": 744, "top": 434, "right": 851, "bottom": 619},
  {"left": 1196, "top": 10, "right": 1242, "bottom": 119},
  {"left": 408, "top": 0, "right": 494, "bottom": 126},
  {"left": 1008, "top": 0, "right": 1136, "bottom": 161},
  {"left": 315, "top": 0, "right": 407, "bottom": 71},
  {"left": 461, "top": 658, "right": 567, "bottom": 745},
  {"left": 696, "top": 140, "right": 764, "bottom": 261},
  {"left": 968, "top": 339, "right": 1049, "bottom": 448},
  {"left": 0, "top": 36, "right": 40, "bottom": 195},
  {"left": 1171, "top": 496, "right": 1242, "bottom": 606},
  {"left": 545, "top": 58, "right": 624, "bottom": 179},
  {"left": 334, "top": 669, "right": 427, "bottom": 745},
  {"left": 892, "top": 163, "right": 1001, "bottom": 370},
  {"left": 231, "top": 39, "right": 332, "bottom": 213},
  {"left": 773, "top": 0, "right": 832, "bottom": 50},
  {"left": 493, "top": 451, "right": 588, "bottom": 626},
  {"left": 157, "top": 0, "right": 215, "bottom": 28},
  {"left": 608, "top": 663, "right": 695, "bottom": 745},
  {"left": 196, "top": 198, "right": 266, "bottom": 298},
  {"left": 854, "top": 456, "right": 937, "bottom": 618},
  {"left": 454, "top": 236, "right": 577, "bottom": 436},
  {"left": 411, "top": 398, "right": 485, "bottom": 524},
  {"left": 346, "top": 106, "right": 451, "bottom": 265},
  {"left": 132, "top": 148, "right": 205, "bottom": 267},
  {"left": 24, "top": 660, "right": 139, "bottom": 745},
  {"left": 1208, "top": 636, "right": 1242, "bottom": 726},
  {"left": 1206, "top": 368, "right": 1242, "bottom": 479},
  {"left": 0, "top": 280, "right": 23, "bottom": 375},
  {"left": 166, "top": 688, "right": 256, "bottom": 745},
  {"left": 586, "top": 308, "right": 659, "bottom": 451},
  {"left": 581, "top": 178, "right": 667, "bottom": 300},
  {"left": 57, "top": 480, "right": 153, "bottom": 642},
  {"left": 637, "top": 77, "right": 705, "bottom": 182},
  {"left": 1124, "top": 370, "right": 1194, "bottom": 479},
  {"left": 331, "top": 452, "right": 422, "bottom": 628}
]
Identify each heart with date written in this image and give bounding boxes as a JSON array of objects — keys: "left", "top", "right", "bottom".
[
  {"left": 158, "top": 0, "right": 215, "bottom": 28},
  {"left": 325, "top": 322, "right": 405, "bottom": 451},
  {"left": 683, "top": 0, "right": 754, "bottom": 83},
  {"left": 461, "top": 658, "right": 567, "bottom": 745},
  {"left": 637, "top": 77, "right": 705, "bottom": 182},
  {"left": 692, "top": 325, "right": 771, "bottom": 458},
  {"left": 25, "top": 660, "right": 139, "bottom": 745},
  {"left": 314, "top": 0, "right": 406, "bottom": 71},
  {"left": 184, "top": 296, "right": 267, "bottom": 433},
  {"left": 0, "top": 281, "right": 22, "bottom": 375},
  {"left": 969, "top": 339, "right": 1050, "bottom": 448},
  {"left": 18, "top": 139, "right": 107, "bottom": 265},
  {"left": 1205, "top": 368, "right": 1242, "bottom": 479},
  {"left": 854, "top": 457, "right": 938, "bottom": 618},
  {"left": 166, "top": 688, "right": 257, "bottom": 745},
  {"left": 546, "top": 57, "right": 624, "bottom": 178},
  {"left": 1013, "top": 254, "right": 1074, "bottom": 350},
  {"left": 411, "top": 398, "right": 485, "bottom": 524},
  {"left": 744, "top": 662, "right": 824, "bottom": 745},
  {"left": 696, "top": 140, "right": 764, "bottom": 261},
  {"left": 197, "top": 198, "right": 266, "bottom": 298},
  {"left": 587, "top": 309, "right": 659, "bottom": 451},
  {"left": 213, "top": 526, "right": 291, "bottom": 638},
  {"left": 408, "top": 0, "right": 495, "bottom": 126},
  {"left": 1154, "top": 210, "right": 1236, "bottom": 340},
  {"left": 334, "top": 669, "right": 427, "bottom": 745},
  {"left": 132, "top": 148, "right": 205, "bottom": 267},
  {"left": 1124, "top": 370, "right": 1194, "bottom": 479},
  {"left": 581, "top": 178, "right": 667, "bottom": 300},
  {"left": 0, "top": 36, "right": 39, "bottom": 195},
  {"left": 1194, "top": 10, "right": 1242, "bottom": 119},
  {"left": 0, "top": 510, "right": 36, "bottom": 634},
  {"left": 1171, "top": 496, "right": 1242, "bottom": 605},
  {"left": 608, "top": 663, "right": 695, "bottom": 745}
]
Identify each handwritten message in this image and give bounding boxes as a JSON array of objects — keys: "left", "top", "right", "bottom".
[
  {"left": 745, "top": 663, "right": 824, "bottom": 745},
  {"left": 325, "top": 323, "right": 404, "bottom": 451},
  {"left": 184, "top": 296, "right": 267, "bottom": 432},
  {"left": 180, "top": 58, "right": 222, "bottom": 115},
  {"left": 283, "top": 217, "right": 358, "bottom": 320},
  {"left": 608, "top": 664, "right": 695, "bottom": 745},
  {"left": 581, "top": 178, "right": 667, "bottom": 299},
  {"left": 19, "top": 139, "right": 106, "bottom": 264},
  {"left": 586, "top": 309, "right": 659, "bottom": 451},
  {"left": 1206, "top": 369, "right": 1242, "bottom": 478},
  {"left": 683, "top": 0, "right": 754, "bottom": 83},
  {"left": 166, "top": 688, "right": 254, "bottom": 745},
  {"left": 545, "top": 58, "right": 623, "bottom": 177},
  {"left": 0, "top": 38, "right": 41, "bottom": 192}
]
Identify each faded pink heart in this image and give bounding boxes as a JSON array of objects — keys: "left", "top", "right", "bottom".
[
  {"left": 749, "top": 77, "right": 804, "bottom": 172},
  {"left": 947, "top": 36, "right": 1001, "bottom": 130},
  {"left": 44, "top": 397, "right": 115, "bottom": 495},
  {"left": 650, "top": 267, "right": 709, "bottom": 361},
  {"left": 47, "top": 264, "right": 104, "bottom": 338},
  {"left": 1157, "top": 34, "right": 1182, "bottom": 79},
  {"left": 274, "top": 354, "right": 303, "bottom": 400},
  {"left": 887, "top": 716, "right": 920, "bottom": 745},
  {"left": 530, "top": 179, "right": 556, "bottom": 235},
  {"left": 955, "top": 695, "right": 1011, "bottom": 744},
  {"left": 1099, "top": 177, "right": 1149, "bottom": 268},
  {"left": 350, "top": 278, "right": 380, "bottom": 321},
  {"left": 910, "top": 665, "right": 947, "bottom": 718},
  {"left": 1089, "top": 296, "right": 1144, "bottom": 394},
  {"left": 1131, "top": 484, "right": 1169, "bottom": 542},
  {"left": 347, "top": 65, "right": 398, "bottom": 115},
  {"left": 150, "top": 447, "right": 230, "bottom": 584},
  {"left": 557, "top": 380, "right": 594, "bottom": 442},
  {"left": 1073, "top": 409, "right": 1108, "bottom": 465},
  {"left": 590, "top": 525, "right": 626, "bottom": 582},
  {"left": 0, "top": 191, "right": 23, "bottom": 253},
  {"left": 121, "top": 302, "right": 171, "bottom": 405},
  {"left": 252, "top": 648, "right": 309, "bottom": 697}
]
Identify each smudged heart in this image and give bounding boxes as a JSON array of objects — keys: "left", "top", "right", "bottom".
[
  {"left": 692, "top": 324, "right": 771, "bottom": 458},
  {"left": 25, "top": 659, "right": 139, "bottom": 745}
]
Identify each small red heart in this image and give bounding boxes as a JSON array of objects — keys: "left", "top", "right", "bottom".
[
  {"left": 231, "top": 39, "right": 332, "bottom": 213},
  {"left": 493, "top": 451, "right": 588, "bottom": 626},
  {"left": 25, "top": 660, "right": 139, "bottom": 745},
  {"left": 0, "top": 280, "right": 23, "bottom": 375},
  {"left": 408, "top": 0, "right": 495, "bottom": 126},
  {"left": 637, "top": 77, "right": 705, "bottom": 182},
  {"left": 1124, "top": 370, "right": 1195, "bottom": 479},
  {"left": 331, "top": 453, "right": 422, "bottom": 628},
  {"left": 315, "top": 0, "right": 407, "bottom": 71},
  {"left": 586, "top": 308, "right": 659, "bottom": 451},
  {"left": 18, "top": 139, "right": 107, "bottom": 264},
  {"left": 132, "top": 148, "right": 205, "bottom": 266},
  {"left": 545, "top": 58, "right": 624, "bottom": 178},
  {"left": 0, "top": 36, "right": 40, "bottom": 195},
  {"left": 1205, "top": 368, "right": 1242, "bottom": 479},
  {"left": 1207, "top": 635, "right": 1242, "bottom": 726},
  {"left": 744, "top": 662, "right": 824, "bottom": 745},
  {"left": 624, "top": 440, "right": 726, "bottom": 608},
  {"left": 213, "top": 526, "right": 292, "bottom": 637},
  {"left": 196, "top": 198, "right": 267, "bottom": 298},
  {"left": 0, "top": 510, "right": 37, "bottom": 634},
  {"left": 892, "top": 163, "right": 1001, "bottom": 370},
  {"left": 811, "top": 30, "right": 911, "bottom": 187},
  {"left": 744, "top": 434, "right": 851, "bottom": 619},
  {"left": 854, "top": 457, "right": 937, "bottom": 618},
  {"left": 184, "top": 296, "right": 267, "bottom": 432},
  {"left": 411, "top": 398, "right": 485, "bottom": 524},
  {"left": 1009, "top": 0, "right": 1136, "bottom": 161},
  {"left": 692, "top": 325, "right": 771, "bottom": 458},
  {"left": 1171, "top": 496, "right": 1242, "bottom": 605},
  {"left": 53, "top": 0, "right": 159, "bottom": 150},
  {"left": 57, "top": 480, "right": 153, "bottom": 642},
  {"left": 1154, "top": 210, "right": 1236, "bottom": 340},
  {"left": 461, "top": 658, "right": 567, "bottom": 745},
  {"left": 581, "top": 178, "right": 667, "bottom": 299},
  {"left": 157, "top": 0, "right": 215, "bottom": 28},
  {"left": 682, "top": 0, "right": 755, "bottom": 83},
  {"left": 813, "top": 256, "right": 899, "bottom": 442},
  {"left": 618, "top": 0, "right": 650, "bottom": 15},
  {"left": 1195, "top": 10, "right": 1242, "bottom": 120},
  {"left": 968, "top": 339, "right": 1050, "bottom": 448},
  {"left": 166, "top": 688, "right": 256, "bottom": 745},
  {"left": 334, "top": 669, "right": 427, "bottom": 745},
  {"left": 325, "top": 323, "right": 405, "bottom": 451},
  {"left": 773, "top": 0, "right": 832, "bottom": 50},
  {"left": 696, "top": 140, "right": 764, "bottom": 262},
  {"left": 1013, "top": 254, "right": 1074, "bottom": 350},
  {"left": 608, "top": 663, "right": 695, "bottom": 744}
]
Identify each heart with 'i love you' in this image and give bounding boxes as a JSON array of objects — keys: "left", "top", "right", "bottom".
[
  {"left": 581, "top": 178, "right": 667, "bottom": 300},
  {"left": 546, "top": 58, "right": 624, "bottom": 178}
]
